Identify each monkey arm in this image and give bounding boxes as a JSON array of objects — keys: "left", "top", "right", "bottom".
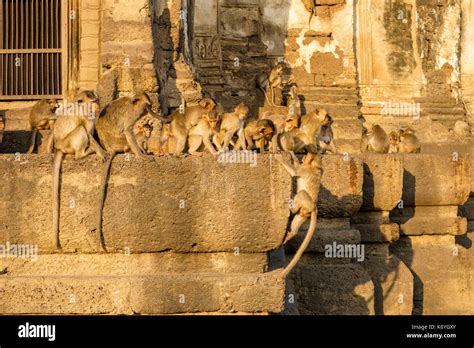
[
  {"left": 27, "top": 129, "right": 38, "bottom": 154},
  {"left": 45, "top": 130, "right": 54, "bottom": 154},
  {"left": 202, "top": 131, "right": 218, "bottom": 156},
  {"left": 275, "top": 155, "right": 297, "bottom": 177},
  {"left": 236, "top": 127, "right": 246, "bottom": 151}
]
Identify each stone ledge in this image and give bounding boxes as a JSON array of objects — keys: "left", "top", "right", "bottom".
[
  {"left": 0, "top": 253, "right": 270, "bottom": 275},
  {"left": 0, "top": 271, "right": 285, "bottom": 314}
]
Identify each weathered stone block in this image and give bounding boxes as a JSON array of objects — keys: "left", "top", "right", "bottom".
[
  {"left": 317, "top": 155, "right": 363, "bottom": 218},
  {"left": 401, "top": 154, "right": 470, "bottom": 206},
  {"left": 354, "top": 154, "right": 404, "bottom": 211},
  {"left": 289, "top": 259, "right": 375, "bottom": 315},
  {"left": 0, "top": 155, "right": 291, "bottom": 253}
]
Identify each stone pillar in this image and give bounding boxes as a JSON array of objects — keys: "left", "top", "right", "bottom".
[
  {"left": 390, "top": 154, "right": 472, "bottom": 314},
  {"left": 78, "top": 0, "right": 101, "bottom": 90},
  {"left": 461, "top": 0, "right": 474, "bottom": 121},
  {"left": 352, "top": 154, "right": 413, "bottom": 315}
]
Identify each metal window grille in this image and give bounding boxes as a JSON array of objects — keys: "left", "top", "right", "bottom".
[{"left": 0, "top": 0, "right": 65, "bottom": 100}]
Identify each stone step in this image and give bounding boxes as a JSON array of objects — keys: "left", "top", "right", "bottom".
[
  {"left": 0, "top": 271, "right": 285, "bottom": 314},
  {"left": 298, "top": 86, "right": 358, "bottom": 95},
  {"left": 301, "top": 94, "right": 359, "bottom": 104},
  {"left": 287, "top": 259, "right": 375, "bottom": 315},
  {"left": 302, "top": 102, "right": 360, "bottom": 117},
  {"left": 422, "top": 107, "right": 465, "bottom": 115}
]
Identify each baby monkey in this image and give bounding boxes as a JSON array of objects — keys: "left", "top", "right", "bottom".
[
  {"left": 188, "top": 110, "right": 221, "bottom": 156},
  {"left": 213, "top": 102, "right": 250, "bottom": 152},
  {"left": 316, "top": 114, "right": 338, "bottom": 154},
  {"left": 135, "top": 123, "right": 153, "bottom": 154}
]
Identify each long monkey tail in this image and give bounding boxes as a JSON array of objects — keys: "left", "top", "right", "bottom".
[
  {"left": 96, "top": 151, "right": 116, "bottom": 252},
  {"left": 260, "top": 87, "right": 273, "bottom": 106},
  {"left": 280, "top": 210, "right": 317, "bottom": 279},
  {"left": 52, "top": 150, "right": 64, "bottom": 250}
]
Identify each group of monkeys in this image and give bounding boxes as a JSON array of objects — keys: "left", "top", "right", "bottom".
[{"left": 24, "top": 87, "right": 421, "bottom": 280}]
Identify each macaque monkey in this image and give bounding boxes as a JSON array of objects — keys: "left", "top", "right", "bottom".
[
  {"left": 213, "top": 102, "right": 250, "bottom": 151},
  {"left": 287, "top": 85, "right": 301, "bottom": 109},
  {"left": 275, "top": 151, "right": 322, "bottom": 278},
  {"left": 187, "top": 110, "right": 220, "bottom": 156},
  {"left": 278, "top": 130, "right": 300, "bottom": 162},
  {"left": 135, "top": 123, "right": 153, "bottom": 154},
  {"left": 95, "top": 92, "right": 169, "bottom": 251},
  {"left": 165, "top": 98, "right": 217, "bottom": 155},
  {"left": 261, "top": 111, "right": 300, "bottom": 153},
  {"left": 51, "top": 90, "right": 106, "bottom": 251},
  {"left": 281, "top": 108, "right": 329, "bottom": 154},
  {"left": 316, "top": 115, "right": 338, "bottom": 154},
  {"left": 234, "top": 119, "right": 275, "bottom": 152},
  {"left": 388, "top": 131, "right": 400, "bottom": 154},
  {"left": 360, "top": 122, "right": 390, "bottom": 154},
  {"left": 27, "top": 99, "right": 58, "bottom": 153},
  {"left": 397, "top": 128, "right": 421, "bottom": 153},
  {"left": 257, "top": 62, "right": 285, "bottom": 106}
]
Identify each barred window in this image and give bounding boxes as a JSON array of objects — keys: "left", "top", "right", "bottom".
[{"left": 0, "top": 0, "right": 67, "bottom": 100}]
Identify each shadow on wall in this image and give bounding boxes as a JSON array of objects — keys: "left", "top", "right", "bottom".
[{"left": 389, "top": 170, "right": 418, "bottom": 314}]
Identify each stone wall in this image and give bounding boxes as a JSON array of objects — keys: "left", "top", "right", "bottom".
[{"left": 0, "top": 154, "right": 290, "bottom": 314}]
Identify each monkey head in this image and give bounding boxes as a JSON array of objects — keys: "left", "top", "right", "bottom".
[
  {"left": 284, "top": 114, "right": 299, "bottom": 132},
  {"left": 257, "top": 119, "right": 275, "bottom": 140},
  {"left": 389, "top": 131, "right": 400, "bottom": 145},
  {"left": 76, "top": 90, "right": 100, "bottom": 115},
  {"left": 143, "top": 124, "right": 153, "bottom": 138},
  {"left": 46, "top": 98, "right": 59, "bottom": 113},
  {"left": 205, "top": 110, "right": 220, "bottom": 130},
  {"left": 199, "top": 98, "right": 217, "bottom": 112},
  {"left": 322, "top": 114, "right": 334, "bottom": 126},
  {"left": 131, "top": 92, "right": 153, "bottom": 117},
  {"left": 273, "top": 61, "right": 286, "bottom": 73},
  {"left": 302, "top": 151, "right": 322, "bottom": 168},
  {"left": 310, "top": 108, "right": 329, "bottom": 123},
  {"left": 235, "top": 102, "right": 250, "bottom": 120},
  {"left": 399, "top": 127, "right": 415, "bottom": 138}
]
